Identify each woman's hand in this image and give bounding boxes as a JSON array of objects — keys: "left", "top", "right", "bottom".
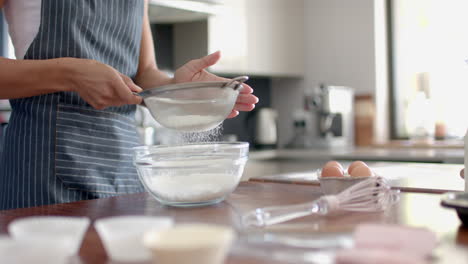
[
  {"left": 174, "top": 51, "right": 259, "bottom": 118},
  {"left": 66, "top": 58, "right": 142, "bottom": 110}
]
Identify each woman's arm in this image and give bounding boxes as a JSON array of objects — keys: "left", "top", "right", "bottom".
[
  {"left": 0, "top": 0, "right": 141, "bottom": 109},
  {"left": 0, "top": 57, "right": 142, "bottom": 109},
  {"left": 134, "top": 0, "right": 172, "bottom": 89},
  {"left": 0, "top": 57, "right": 73, "bottom": 98},
  {"left": 135, "top": 0, "right": 258, "bottom": 117}
]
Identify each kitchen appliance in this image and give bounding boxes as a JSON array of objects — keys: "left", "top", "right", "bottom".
[
  {"left": 247, "top": 108, "right": 278, "bottom": 149},
  {"left": 312, "top": 85, "right": 354, "bottom": 149}
]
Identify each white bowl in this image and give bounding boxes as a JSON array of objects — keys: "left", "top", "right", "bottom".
[
  {"left": 0, "top": 236, "right": 69, "bottom": 264},
  {"left": 8, "top": 216, "right": 90, "bottom": 256},
  {"left": 133, "top": 142, "right": 249, "bottom": 207},
  {"left": 94, "top": 216, "right": 173, "bottom": 262},
  {"left": 143, "top": 224, "right": 235, "bottom": 264}
]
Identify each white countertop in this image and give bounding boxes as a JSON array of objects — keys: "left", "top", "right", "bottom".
[
  {"left": 246, "top": 147, "right": 465, "bottom": 193},
  {"left": 245, "top": 159, "right": 465, "bottom": 194},
  {"left": 249, "top": 147, "right": 464, "bottom": 164}
]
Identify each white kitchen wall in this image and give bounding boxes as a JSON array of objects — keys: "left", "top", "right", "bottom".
[{"left": 272, "top": 0, "right": 389, "bottom": 147}]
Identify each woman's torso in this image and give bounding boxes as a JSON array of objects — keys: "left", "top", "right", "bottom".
[{"left": 0, "top": 0, "right": 146, "bottom": 210}]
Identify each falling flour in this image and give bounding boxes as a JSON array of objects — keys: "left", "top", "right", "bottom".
[
  {"left": 180, "top": 125, "right": 223, "bottom": 143},
  {"left": 156, "top": 124, "right": 224, "bottom": 145}
]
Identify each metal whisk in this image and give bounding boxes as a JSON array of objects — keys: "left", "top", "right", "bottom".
[{"left": 242, "top": 177, "right": 400, "bottom": 228}]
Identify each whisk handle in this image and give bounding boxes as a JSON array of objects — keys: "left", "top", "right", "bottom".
[{"left": 242, "top": 199, "right": 330, "bottom": 228}]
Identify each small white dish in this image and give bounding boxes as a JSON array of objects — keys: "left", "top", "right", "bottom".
[
  {"left": 143, "top": 223, "right": 235, "bottom": 264},
  {"left": 0, "top": 236, "right": 70, "bottom": 264},
  {"left": 94, "top": 215, "right": 173, "bottom": 262},
  {"left": 8, "top": 216, "right": 90, "bottom": 256}
]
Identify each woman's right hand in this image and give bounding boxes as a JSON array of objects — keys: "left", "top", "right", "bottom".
[{"left": 65, "top": 58, "right": 142, "bottom": 109}]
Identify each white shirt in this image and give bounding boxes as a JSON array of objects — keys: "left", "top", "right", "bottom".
[{"left": 3, "top": 0, "right": 42, "bottom": 59}]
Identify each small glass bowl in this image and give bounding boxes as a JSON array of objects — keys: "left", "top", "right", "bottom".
[{"left": 133, "top": 142, "right": 249, "bottom": 207}]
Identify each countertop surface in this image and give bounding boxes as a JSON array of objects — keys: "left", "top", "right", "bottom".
[
  {"left": 246, "top": 148, "right": 465, "bottom": 193},
  {"left": 247, "top": 161, "right": 465, "bottom": 194},
  {"left": 249, "top": 147, "right": 464, "bottom": 164},
  {"left": 0, "top": 182, "right": 467, "bottom": 263}
]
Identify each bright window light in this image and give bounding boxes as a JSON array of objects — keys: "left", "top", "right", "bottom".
[{"left": 392, "top": 0, "right": 468, "bottom": 139}]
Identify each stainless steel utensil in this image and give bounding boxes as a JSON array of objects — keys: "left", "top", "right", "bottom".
[
  {"left": 135, "top": 76, "right": 249, "bottom": 132},
  {"left": 137, "top": 76, "right": 248, "bottom": 99}
]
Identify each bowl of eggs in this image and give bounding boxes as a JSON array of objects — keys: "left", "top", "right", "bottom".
[{"left": 318, "top": 160, "right": 375, "bottom": 195}]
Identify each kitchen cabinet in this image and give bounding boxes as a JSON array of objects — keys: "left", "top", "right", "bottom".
[
  {"left": 148, "top": 0, "right": 222, "bottom": 23},
  {"left": 243, "top": 0, "right": 305, "bottom": 77},
  {"left": 173, "top": 0, "right": 305, "bottom": 77}
]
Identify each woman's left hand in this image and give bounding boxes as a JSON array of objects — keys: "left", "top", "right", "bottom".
[{"left": 173, "top": 51, "right": 259, "bottom": 118}]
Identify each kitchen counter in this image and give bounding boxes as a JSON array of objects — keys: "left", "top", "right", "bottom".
[
  {"left": 248, "top": 161, "right": 465, "bottom": 194},
  {"left": 0, "top": 182, "right": 467, "bottom": 263},
  {"left": 250, "top": 147, "right": 464, "bottom": 164},
  {"left": 246, "top": 150, "right": 465, "bottom": 193}
]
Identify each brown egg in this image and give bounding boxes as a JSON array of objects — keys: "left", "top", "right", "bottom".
[
  {"left": 348, "top": 161, "right": 368, "bottom": 174},
  {"left": 349, "top": 165, "right": 374, "bottom": 177},
  {"left": 323, "top": 161, "right": 344, "bottom": 171},
  {"left": 321, "top": 165, "right": 344, "bottom": 177}
]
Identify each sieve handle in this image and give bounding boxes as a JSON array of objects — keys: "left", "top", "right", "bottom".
[
  {"left": 223, "top": 76, "right": 249, "bottom": 90},
  {"left": 132, "top": 92, "right": 147, "bottom": 107}
]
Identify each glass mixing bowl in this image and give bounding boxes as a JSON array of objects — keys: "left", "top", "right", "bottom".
[
  {"left": 138, "top": 76, "right": 248, "bottom": 132},
  {"left": 133, "top": 142, "right": 249, "bottom": 207}
]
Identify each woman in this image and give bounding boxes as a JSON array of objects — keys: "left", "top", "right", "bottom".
[{"left": 0, "top": 0, "right": 258, "bottom": 210}]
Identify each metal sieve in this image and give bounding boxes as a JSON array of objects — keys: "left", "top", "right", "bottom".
[{"left": 136, "top": 76, "right": 249, "bottom": 132}]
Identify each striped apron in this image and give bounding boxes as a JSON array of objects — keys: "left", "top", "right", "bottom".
[{"left": 0, "top": 0, "right": 146, "bottom": 210}]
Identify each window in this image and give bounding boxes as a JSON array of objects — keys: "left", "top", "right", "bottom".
[{"left": 390, "top": 0, "right": 468, "bottom": 140}]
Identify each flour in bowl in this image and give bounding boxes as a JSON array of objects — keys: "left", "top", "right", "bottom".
[{"left": 146, "top": 172, "right": 240, "bottom": 203}]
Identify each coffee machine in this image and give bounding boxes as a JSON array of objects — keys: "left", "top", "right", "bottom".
[{"left": 311, "top": 85, "right": 354, "bottom": 149}]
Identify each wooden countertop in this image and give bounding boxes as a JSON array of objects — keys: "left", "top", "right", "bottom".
[{"left": 0, "top": 182, "right": 467, "bottom": 263}]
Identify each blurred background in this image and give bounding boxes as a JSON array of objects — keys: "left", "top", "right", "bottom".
[{"left": 2, "top": 0, "right": 468, "bottom": 153}]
